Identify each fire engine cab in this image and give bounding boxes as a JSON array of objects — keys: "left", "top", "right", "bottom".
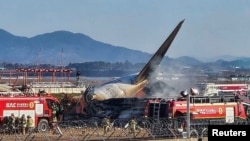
[{"left": 0, "top": 92, "right": 61, "bottom": 132}]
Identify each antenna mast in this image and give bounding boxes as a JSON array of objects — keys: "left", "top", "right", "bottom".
[
  {"left": 60, "top": 48, "right": 65, "bottom": 81},
  {"left": 35, "top": 48, "right": 41, "bottom": 82},
  {"left": 61, "top": 48, "right": 64, "bottom": 69}
]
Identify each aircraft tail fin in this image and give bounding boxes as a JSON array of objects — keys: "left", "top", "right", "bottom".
[{"left": 133, "top": 20, "right": 185, "bottom": 84}]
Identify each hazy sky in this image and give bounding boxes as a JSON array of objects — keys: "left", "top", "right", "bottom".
[{"left": 1, "top": 0, "right": 250, "bottom": 61}]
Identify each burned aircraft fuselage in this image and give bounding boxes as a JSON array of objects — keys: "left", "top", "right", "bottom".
[{"left": 85, "top": 97, "right": 148, "bottom": 119}]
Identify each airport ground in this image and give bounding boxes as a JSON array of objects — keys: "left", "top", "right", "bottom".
[
  {"left": 0, "top": 134, "right": 208, "bottom": 141},
  {"left": 0, "top": 118, "right": 209, "bottom": 141},
  {"left": 3, "top": 128, "right": 208, "bottom": 141}
]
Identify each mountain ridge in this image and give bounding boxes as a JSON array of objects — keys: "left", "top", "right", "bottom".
[
  {"left": 0, "top": 28, "right": 249, "bottom": 67},
  {"left": 0, "top": 29, "right": 153, "bottom": 65}
]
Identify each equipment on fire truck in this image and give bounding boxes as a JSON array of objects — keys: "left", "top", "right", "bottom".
[
  {"left": 144, "top": 98, "right": 168, "bottom": 119},
  {"left": 180, "top": 88, "right": 199, "bottom": 97}
]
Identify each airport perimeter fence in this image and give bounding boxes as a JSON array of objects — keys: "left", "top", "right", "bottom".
[{"left": 0, "top": 118, "right": 249, "bottom": 141}]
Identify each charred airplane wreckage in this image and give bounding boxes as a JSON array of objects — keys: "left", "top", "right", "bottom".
[{"left": 64, "top": 20, "right": 185, "bottom": 120}]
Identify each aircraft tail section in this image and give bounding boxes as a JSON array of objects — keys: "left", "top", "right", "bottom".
[{"left": 133, "top": 20, "right": 185, "bottom": 84}]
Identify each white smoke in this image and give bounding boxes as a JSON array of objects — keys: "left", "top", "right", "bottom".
[{"left": 145, "top": 62, "right": 198, "bottom": 99}]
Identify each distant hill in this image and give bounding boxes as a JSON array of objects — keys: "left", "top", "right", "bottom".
[
  {"left": 0, "top": 29, "right": 152, "bottom": 65},
  {"left": 1, "top": 28, "right": 250, "bottom": 70}
]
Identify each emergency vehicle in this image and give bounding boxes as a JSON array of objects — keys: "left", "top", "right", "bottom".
[
  {"left": 144, "top": 95, "right": 250, "bottom": 124},
  {"left": 169, "top": 96, "right": 250, "bottom": 122},
  {"left": 0, "top": 92, "right": 61, "bottom": 132}
]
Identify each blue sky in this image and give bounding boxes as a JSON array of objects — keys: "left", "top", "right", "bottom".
[{"left": 0, "top": 0, "right": 250, "bottom": 61}]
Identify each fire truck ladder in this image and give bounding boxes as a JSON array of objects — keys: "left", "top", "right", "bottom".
[
  {"left": 150, "top": 100, "right": 164, "bottom": 136},
  {"left": 152, "top": 101, "right": 161, "bottom": 120}
]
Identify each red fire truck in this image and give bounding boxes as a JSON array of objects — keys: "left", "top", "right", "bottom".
[
  {"left": 0, "top": 92, "right": 61, "bottom": 132},
  {"left": 144, "top": 95, "right": 250, "bottom": 123},
  {"left": 168, "top": 96, "right": 250, "bottom": 122}
]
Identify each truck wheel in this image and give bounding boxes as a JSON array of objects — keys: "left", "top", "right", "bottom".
[{"left": 38, "top": 119, "right": 49, "bottom": 132}]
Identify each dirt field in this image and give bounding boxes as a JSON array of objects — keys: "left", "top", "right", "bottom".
[{"left": 0, "top": 134, "right": 208, "bottom": 141}]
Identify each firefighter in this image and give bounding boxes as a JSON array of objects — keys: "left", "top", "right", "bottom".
[
  {"left": 51, "top": 103, "right": 58, "bottom": 133},
  {"left": 51, "top": 103, "right": 58, "bottom": 115},
  {"left": 51, "top": 115, "right": 58, "bottom": 134},
  {"left": 3, "top": 116, "right": 9, "bottom": 126},
  {"left": 102, "top": 116, "right": 110, "bottom": 136},
  {"left": 20, "top": 114, "right": 27, "bottom": 135},
  {"left": 58, "top": 104, "right": 64, "bottom": 122},
  {"left": 129, "top": 117, "right": 137, "bottom": 137},
  {"left": 26, "top": 115, "right": 34, "bottom": 133},
  {"left": 247, "top": 107, "right": 250, "bottom": 118},
  {"left": 76, "top": 70, "right": 81, "bottom": 81},
  {"left": 8, "top": 113, "right": 16, "bottom": 131}
]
